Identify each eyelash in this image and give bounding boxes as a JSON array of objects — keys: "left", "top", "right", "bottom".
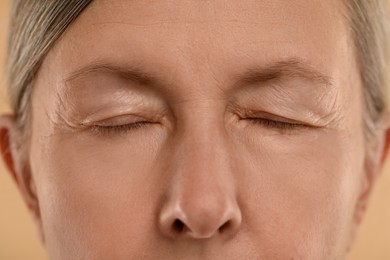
[
  {"left": 90, "top": 121, "right": 150, "bottom": 136},
  {"left": 90, "top": 117, "right": 303, "bottom": 137},
  {"left": 247, "top": 118, "right": 304, "bottom": 129}
]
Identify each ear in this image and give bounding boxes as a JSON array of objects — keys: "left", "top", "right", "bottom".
[
  {"left": 350, "top": 113, "right": 390, "bottom": 244},
  {"left": 0, "top": 115, "right": 44, "bottom": 242}
]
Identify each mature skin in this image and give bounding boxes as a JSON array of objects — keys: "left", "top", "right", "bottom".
[{"left": 1, "top": 0, "right": 390, "bottom": 259}]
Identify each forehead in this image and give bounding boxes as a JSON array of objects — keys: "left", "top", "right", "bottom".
[{"left": 42, "top": 0, "right": 354, "bottom": 96}]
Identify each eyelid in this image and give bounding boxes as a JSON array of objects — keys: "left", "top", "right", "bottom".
[
  {"left": 84, "top": 114, "right": 154, "bottom": 137},
  {"left": 91, "top": 121, "right": 150, "bottom": 136},
  {"left": 247, "top": 117, "right": 305, "bottom": 130},
  {"left": 238, "top": 109, "right": 316, "bottom": 131},
  {"left": 82, "top": 114, "right": 148, "bottom": 127},
  {"left": 240, "top": 110, "right": 304, "bottom": 124}
]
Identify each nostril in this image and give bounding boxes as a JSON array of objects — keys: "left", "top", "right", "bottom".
[
  {"left": 159, "top": 195, "right": 242, "bottom": 239},
  {"left": 173, "top": 219, "right": 185, "bottom": 232},
  {"left": 218, "top": 220, "right": 230, "bottom": 234}
]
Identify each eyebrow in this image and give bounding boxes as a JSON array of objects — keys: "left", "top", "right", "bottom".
[
  {"left": 65, "top": 61, "right": 162, "bottom": 87},
  {"left": 64, "top": 58, "right": 333, "bottom": 90},
  {"left": 235, "top": 59, "right": 333, "bottom": 88}
]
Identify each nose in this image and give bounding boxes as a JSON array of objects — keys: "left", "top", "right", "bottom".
[
  {"left": 158, "top": 125, "right": 242, "bottom": 240},
  {"left": 159, "top": 188, "right": 242, "bottom": 239}
]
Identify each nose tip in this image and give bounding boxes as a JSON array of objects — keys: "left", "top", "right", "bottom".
[{"left": 159, "top": 194, "right": 242, "bottom": 239}]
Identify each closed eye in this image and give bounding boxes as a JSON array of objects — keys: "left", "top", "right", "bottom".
[
  {"left": 246, "top": 118, "right": 306, "bottom": 130},
  {"left": 90, "top": 121, "right": 152, "bottom": 136}
]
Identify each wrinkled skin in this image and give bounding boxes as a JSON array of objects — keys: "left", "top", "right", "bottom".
[{"left": 1, "top": 0, "right": 390, "bottom": 259}]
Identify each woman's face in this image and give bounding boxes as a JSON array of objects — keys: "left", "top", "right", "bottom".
[{"left": 22, "top": 0, "right": 377, "bottom": 259}]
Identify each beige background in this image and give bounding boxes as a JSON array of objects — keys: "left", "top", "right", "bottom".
[{"left": 0, "top": 1, "right": 389, "bottom": 259}]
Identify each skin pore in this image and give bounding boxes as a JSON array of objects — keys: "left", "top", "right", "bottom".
[{"left": 1, "top": 0, "right": 390, "bottom": 259}]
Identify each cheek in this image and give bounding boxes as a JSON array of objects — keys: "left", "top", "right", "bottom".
[
  {"left": 236, "top": 128, "right": 364, "bottom": 257},
  {"left": 30, "top": 130, "right": 168, "bottom": 258}
]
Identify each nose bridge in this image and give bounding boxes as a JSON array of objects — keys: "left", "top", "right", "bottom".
[
  {"left": 173, "top": 111, "right": 234, "bottom": 195},
  {"left": 158, "top": 114, "right": 242, "bottom": 239},
  {"left": 181, "top": 119, "right": 229, "bottom": 178}
]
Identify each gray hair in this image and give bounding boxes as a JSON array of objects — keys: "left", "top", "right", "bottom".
[
  {"left": 5, "top": 0, "right": 390, "bottom": 140},
  {"left": 7, "top": 0, "right": 92, "bottom": 133},
  {"left": 345, "top": 0, "right": 390, "bottom": 139}
]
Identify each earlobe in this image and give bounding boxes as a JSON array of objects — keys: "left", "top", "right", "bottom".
[
  {"left": 359, "top": 113, "right": 390, "bottom": 212},
  {"left": 0, "top": 115, "right": 43, "bottom": 241},
  {"left": 380, "top": 114, "right": 390, "bottom": 166},
  {"left": 349, "top": 113, "right": 390, "bottom": 249},
  {"left": 0, "top": 115, "right": 19, "bottom": 183}
]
